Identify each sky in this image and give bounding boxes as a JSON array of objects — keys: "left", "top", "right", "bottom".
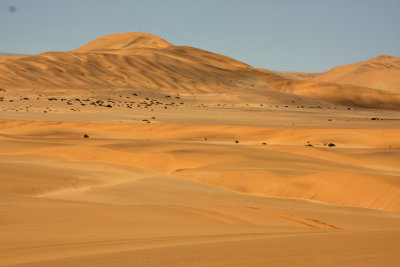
[{"left": 1, "top": 0, "right": 399, "bottom": 72}]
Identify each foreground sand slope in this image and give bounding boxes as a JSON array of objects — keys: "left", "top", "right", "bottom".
[
  {"left": 1, "top": 32, "right": 400, "bottom": 109},
  {"left": 1, "top": 119, "right": 400, "bottom": 266},
  {"left": 1, "top": 119, "right": 399, "bottom": 211}
]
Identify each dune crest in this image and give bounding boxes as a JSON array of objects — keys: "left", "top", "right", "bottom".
[
  {"left": 75, "top": 32, "right": 173, "bottom": 52},
  {"left": 0, "top": 32, "right": 400, "bottom": 109},
  {"left": 311, "top": 54, "right": 400, "bottom": 92}
]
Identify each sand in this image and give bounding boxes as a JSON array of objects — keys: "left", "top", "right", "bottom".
[
  {"left": 1, "top": 33, "right": 400, "bottom": 110},
  {"left": 0, "top": 33, "right": 400, "bottom": 266},
  {"left": 312, "top": 55, "right": 400, "bottom": 93}
]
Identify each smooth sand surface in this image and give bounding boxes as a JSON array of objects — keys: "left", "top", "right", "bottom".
[
  {"left": 312, "top": 55, "right": 400, "bottom": 93},
  {"left": 1, "top": 33, "right": 400, "bottom": 266},
  {"left": 275, "top": 55, "right": 400, "bottom": 93},
  {"left": 1, "top": 115, "right": 399, "bottom": 266}
]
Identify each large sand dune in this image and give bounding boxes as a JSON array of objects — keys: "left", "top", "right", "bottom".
[
  {"left": 312, "top": 55, "right": 400, "bottom": 92},
  {"left": 1, "top": 32, "right": 400, "bottom": 109},
  {"left": 1, "top": 32, "right": 400, "bottom": 266}
]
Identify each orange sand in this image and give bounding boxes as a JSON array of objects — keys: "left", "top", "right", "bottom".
[{"left": 0, "top": 33, "right": 399, "bottom": 266}]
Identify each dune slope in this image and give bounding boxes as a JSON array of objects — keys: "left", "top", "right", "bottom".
[
  {"left": 312, "top": 55, "right": 400, "bottom": 92},
  {"left": 1, "top": 119, "right": 399, "bottom": 211},
  {"left": 1, "top": 33, "right": 400, "bottom": 109},
  {"left": 1, "top": 119, "right": 400, "bottom": 266},
  {"left": 1, "top": 32, "right": 400, "bottom": 266}
]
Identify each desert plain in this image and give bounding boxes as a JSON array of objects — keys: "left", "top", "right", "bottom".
[{"left": 0, "top": 33, "right": 400, "bottom": 266}]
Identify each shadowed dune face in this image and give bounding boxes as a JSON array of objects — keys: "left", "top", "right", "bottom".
[
  {"left": 0, "top": 42, "right": 257, "bottom": 96},
  {"left": 0, "top": 32, "right": 399, "bottom": 109}
]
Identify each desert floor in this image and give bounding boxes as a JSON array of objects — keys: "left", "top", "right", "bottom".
[{"left": 1, "top": 91, "right": 400, "bottom": 266}]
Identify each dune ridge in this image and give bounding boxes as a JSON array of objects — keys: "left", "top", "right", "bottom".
[
  {"left": 274, "top": 55, "right": 400, "bottom": 93},
  {"left": 310, "top": 55, "right": 400, "bottom": 92},
  {"left": 75, "top": 32, "right": 173, "bottom": 52},
  {"left": 1, "top": 32, "right": 400, "bottom": 109}
]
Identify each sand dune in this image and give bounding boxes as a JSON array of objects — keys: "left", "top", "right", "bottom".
[
  {"left": 1, "top": 118, "right": 400, "bottom": 266},
  {"left": 0, "top": 33, "right": 256, "bottom": 95},
  {"left": 269, "top": 70, "right": 321, "bottom": 80},
  {"left": 312, "top": 55, "right": 400, "bottom": 92},
  {"left": 257, "top": 70, "right": 400, "bottom": 109},
  {"left": 1, "top": 32, "right": 399, "bottom": 109},
  {"left": 12, "top": 231, "right": 400, "bottom": 267},
  {"left": 0, "top": 52, "right": 30, "bottom": 58},
  {"left": 75, "top": 32, "right": 173, "bottom": 51},
  {"left": 1, "top": 32, "right": 400, "bottom": 266},
  {"left": 1, "top": 119, "right": 399, "bottom": 211}
]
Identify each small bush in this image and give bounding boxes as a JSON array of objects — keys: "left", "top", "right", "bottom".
[{"left": 84, "top": 134, "right": 89, "bottom": 138}]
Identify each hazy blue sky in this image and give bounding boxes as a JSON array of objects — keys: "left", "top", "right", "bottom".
[{"left": 1, "top": 0, "right": 399, "bottom": 72}]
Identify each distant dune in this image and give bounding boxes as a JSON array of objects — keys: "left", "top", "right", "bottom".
[
  {"left": 0, "top": 32, "right": 400, "bottom": 109},
  {"left": 269, "top": 70, "right": 321, "bottom": 80},
  {"left": 0, "top": 52, "right": 30, "bottom": 57},
  {"left": 75, "top": 32, "right": 173, "bottom": 51},
  {"left": 311, "top": 55, "right": 400, "bottom": 92}
]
